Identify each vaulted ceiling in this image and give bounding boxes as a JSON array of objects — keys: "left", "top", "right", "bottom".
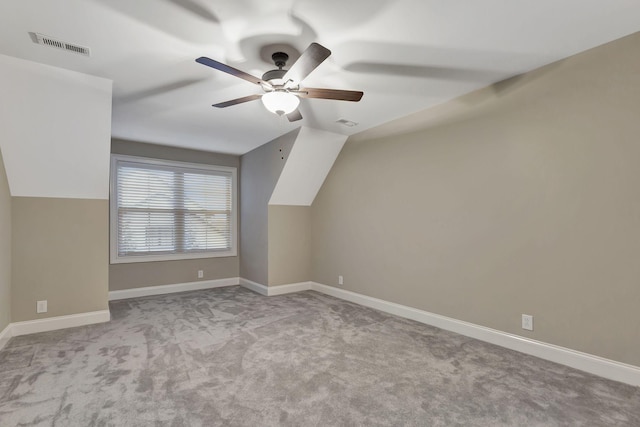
[{"left": 0, "top": 0, "right": 638, "bottom": 155}]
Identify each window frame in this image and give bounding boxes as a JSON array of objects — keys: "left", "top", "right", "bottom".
[{"left": 109, "top": 154, "right": 238, "bottom": 264}]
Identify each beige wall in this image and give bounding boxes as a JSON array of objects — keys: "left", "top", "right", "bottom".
[
  {"left": 109, "top": 139, "right": 240, "bottom": 290},
  {"left": 268, "top": 205, "right": 311, "bottom": 286},
  {"left": 109, "top": 257, "right": 238, "bottom": 291},
  {"left": 12, "top": 197, "right": 108, "bottom": 322},
  {"left": 0, "top": 149, "right": 11, "bottom": 331},
  {"left": 240, "top": 129, "right": 299, "bottom": 285},
  {"left": 311, "top": 33, "right": 640, "bottom": 366}
]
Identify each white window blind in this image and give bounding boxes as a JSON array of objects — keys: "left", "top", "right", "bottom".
[{"left": 110, "top": 155, "right": 237, "bottom": 263}]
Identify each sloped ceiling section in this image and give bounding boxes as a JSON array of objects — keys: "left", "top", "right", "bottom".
[
  {"left": 269, "top": 127, "right": 347, "bottom": 206},
  {"left": 0, "top": 54, "right": 112, "bottom": 199}
]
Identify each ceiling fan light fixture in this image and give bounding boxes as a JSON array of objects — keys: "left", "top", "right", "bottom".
[
  {"left": 196, "top": 42, "right": 363, "bottom": 121},
  {"left": 261, "top": 91, "right": 300, "bottom": 116}
]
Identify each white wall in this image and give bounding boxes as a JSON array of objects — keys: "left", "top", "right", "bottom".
[{"left": 0, "top": 54, "right": 112, "bottom": 199}]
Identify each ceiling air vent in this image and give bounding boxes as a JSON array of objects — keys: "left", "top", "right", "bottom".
[{"left": 31, "top": 32, "right": 91, "bottom": 57}]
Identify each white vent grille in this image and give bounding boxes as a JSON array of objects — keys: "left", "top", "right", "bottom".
[{"left": 32, "top": 33, "right": 91, "bottom": 57}]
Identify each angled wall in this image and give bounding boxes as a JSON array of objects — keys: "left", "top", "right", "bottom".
[
  {"left": 240, "top": 129, "right": 299, "bottom": 285},
  {"left": 269, "top": 127, "right": 347, "bottom": 206},
  {"left": 0, "top": 54, "right": 111, "bottom": 199},
  {"left": 240, "top": 126, "right": 347, "bottom": 286},
  {"left": 0, "top": 55, "right": 112, "bottom": 322},
  {"left": 311, "top": 33, "right": 640, "bottom": 366},
  {"left": 266, "top": 127, "right": 346, "bottom": 285}
]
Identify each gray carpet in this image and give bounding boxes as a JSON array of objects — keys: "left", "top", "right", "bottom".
[{"left": 0, "top": 286, "right": 638, "bottom": 426}]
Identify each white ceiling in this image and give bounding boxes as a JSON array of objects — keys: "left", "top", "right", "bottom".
[{"left": 0, "top": 1, "right": 638, "bottom": 155}]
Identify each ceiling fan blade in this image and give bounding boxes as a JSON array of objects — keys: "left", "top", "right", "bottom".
[
  {"left": 196, "top": 57, "right": 268, "bottom": 86},
  {"left": 212, "top": 94, "right": 262, "bottom": 108},
  {"left": 295, "top": 88, "right": 363, "bottom": 102},
  {"left": 283, "top": 42, "right": 331, "bottom": 84},
  {"left": 287, "top": 109, "right": 303, "bottom": 122}
]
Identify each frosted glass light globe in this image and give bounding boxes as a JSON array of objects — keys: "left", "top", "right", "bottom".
[{"left": 261, "top": 91, "right": 300, "bottom": 116}]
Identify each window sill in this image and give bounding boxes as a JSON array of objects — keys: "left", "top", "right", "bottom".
[{"left": 110, "top": 250, "right": 237, "bottom": 264}]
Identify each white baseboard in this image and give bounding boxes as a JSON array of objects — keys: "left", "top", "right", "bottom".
[
  {"left": 267, "top": 281, "right": 312, "bottom": 295},
  {"left": 309, "top": 282, "right": 640, "bottom": 387},
  {"left": 239, "top": 278, "right": 312, "bottom": 296},
  {"left": 9, "top": 310, "right": 111, "bottom": 337},
  {"left": 0, "top": 323, "right": 12, "bottom": 351},
  {"left": 109, "top": 277, "right": 240, "bottom": 301},
  {"left": 239, "top": 278, "right": 269, "bottom": 295}
]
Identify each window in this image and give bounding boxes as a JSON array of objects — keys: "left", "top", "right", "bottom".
[{"left": 110, "top": 155, "right": 237, "bottom": 263}]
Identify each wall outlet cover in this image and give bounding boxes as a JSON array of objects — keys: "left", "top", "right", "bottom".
[
  {"left": 37, "top": 300, "right": 48, "bottom": 314},
  {"left": 522, "top": 314, "right": 534, "bottom": 331}
]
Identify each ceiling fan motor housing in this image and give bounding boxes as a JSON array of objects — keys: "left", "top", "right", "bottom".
[
  {"left": 272, "top": 52, "right": 289, "bottom": 68},
  {"left": 262, "top": 52, "right": 290, "bottom": 84},
  {"left": 262, "top": 68, "right": 287, "bottom": 83}
]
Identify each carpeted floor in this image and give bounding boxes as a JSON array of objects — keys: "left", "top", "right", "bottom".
[{"left": 0, "top": 286, "right": 638, "bottom": 426}]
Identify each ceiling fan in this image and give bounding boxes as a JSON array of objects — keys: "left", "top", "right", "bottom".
[{"left": 196, "top": 42, "right": 363, "bottom": 122}]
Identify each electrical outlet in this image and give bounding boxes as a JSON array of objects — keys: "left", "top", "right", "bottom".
[
  {"left": 338, "top": 275, "right": 344, "bottom": 285},
  {"left": 37, "top": 300, "right": 48, "bottom": 314},
  {"left": 522, "top": 314, "right": 533, "bottom": 331},
  {"left": 198, "top": 270, "right": 204, "bottom": 279}
]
